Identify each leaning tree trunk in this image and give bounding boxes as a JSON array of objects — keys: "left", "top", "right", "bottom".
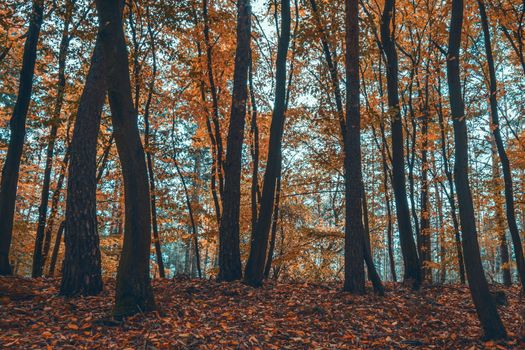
[
  {"left": 447, "top": 0, "right": 506, "bottom": 339},
  {"left": 95, "top": 0, "right": 156, "bottom": 316},
  {"left": 217, "top": 0, "right": 252, "bottom": 282},
  {"left": 0, "top": 0, "right": 43, "bottom": 275},
  {"left": 32, "top": 0, "right": 74, "bottom": 278},
  {"left": 60, "top": 36, "right": 106, "bottom": 296},
  {"left": 478, "top": 0, "right": 525, "bottom": 291},
  {"left": 244, "top": 0, "right": 290, "bottom": 287},
  {"left": 380, "top": 0, "right": 421, "bottom": 289}
]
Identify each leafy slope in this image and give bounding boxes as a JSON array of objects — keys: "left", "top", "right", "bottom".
[{"left": 0, "top": 276, "right": 523, "bottom": 349}]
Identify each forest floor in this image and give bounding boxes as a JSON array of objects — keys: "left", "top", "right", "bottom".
[{"left": 0, "top": 276, "right": 524, "bottom": 349}]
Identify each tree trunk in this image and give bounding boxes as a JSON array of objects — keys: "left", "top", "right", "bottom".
[
  {"left": 42, "top": 147, "right": 70, "bottom": 274},
  {"left": 362, "top": 183, "right": 385, "bottom": 295},
  {"left": 478, "top": 0, "right": 525, "bottom": 291},
  {"left": 144, "top": 11, "right": 165, "bottom": 279},
  {"left": 249, "top": 49, "right": 260, "bottom": 241},
  {"left": 244, "top": 0, "right": 290, "bottom": 287},
  {"left": 217, "top": 0, "right": 252, "bottom": 282},
  {"left": 419, "top": 61, "right": 432, "bottom": 283},
  {"left": 32, "top": 0, "right": 73, "bottom": 278},
  {"left": 341, "top": 0, "right": 365, "bottom": 294},
  {"left": 203, "top": 0, "right": 225, "bottom": 195},
  {"left": 0, "top": 0, "right": 44, "bottom": 275},
  {"left": 264, "top": 175, "right": 281, "bottom": 279},
  {"left": 436, "top": 76, "right": 465, "bottom": 283},
  {"left": 48, "top": 221, "right": 65, "bottom": 277},
  {"left": 447, "top": 0, "right": 506, "bottom": 339},
  {"left": 60, "top": 34, "right": 105, "bottom": 296},
  {"left": 380, "top": 0, "right": 421, "bottom": 289},
  {"left": 491, "top": 142, "right": 512, "bottom": 286},
  {"left": 95, "top": 0, "right": 156, "bottom": 316}
]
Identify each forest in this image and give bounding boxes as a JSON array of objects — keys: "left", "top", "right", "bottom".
[{"left": 1, "top": 0, "right": 525, "bottom": 348}]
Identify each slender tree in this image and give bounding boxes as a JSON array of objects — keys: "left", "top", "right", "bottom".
[
  {"left": 244, "top": 0, "right": 291, "bottom": 287},
  {"left": 218, "top": 0, "right": 252, "bottom": 282},
  {"left": 478, "top": 0, "right": 525, "bottom": 290},
  {"left": 0, "top": 0, "right": 44, "bottom": 275},
  {"left": 446, "top": 0, "right": 506, "bottom": 339},
  {"left": 380, "top": 0, "right": 421, "bottom": 288},
  {"left": 32, "top": 0, "right": 74, "bottom": 278}
]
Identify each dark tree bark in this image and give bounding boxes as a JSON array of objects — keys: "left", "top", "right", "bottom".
[
  {"left": 447, "top": 0, "right": 506, "bottom": 339},
  {"left": 217, "top": 0, "right": 252, "bottom": 282},
  {"left": 380, "top": 0, "right": 421, "bottom": 289},
  {"left": 144, "top": 9, "right": 165, "bottom": 279},
  {"left": 249, "top": 49, "right": 260, "bottom": 240},
  {"left": 32, "top": 0, "right": 74, "bottom": 278},
  {"left": 341, "top": 0, "right": 365, "bottom": 294},
  {"left": 478, "top": 0, "right": 525, "bottom": 291},
  {"left": 95, "top": 0, "right": 156, "bottom": 316},
  {"left": 0, "top": 0, "right": 44, "bottom": 275},
  {"left": 244, "top": 0, "right": 290, "bottom": 287},
  {"left": 60, "top": 36, "right": 106, "bottom": 297}
]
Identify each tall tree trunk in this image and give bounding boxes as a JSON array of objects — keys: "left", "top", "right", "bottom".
[
  {"left": 342, "top": 0, "right": 364, "bottom": 294},
  {"left": 217, "top": 0, "right": 251, "bottom": 282},
  {"left": 491, "top": 142, "right": 512, "bottom": 286},
  {"left": 95, "top": 0, "right": 156, "bottom": 316},
  {"left": 60, "top": 37, "right": 106, "bottom": 296},
  {"left": 380, "top": 0, "right": 421, "bottom": 289},
  {"left": 478, "top": 0, "right": 525, "bottom": 291},
  {"left": 144, "top": 10, "right": 165, "bottom": 279},
  {"left": 32, "top": 0, "right": 74, "bottom": 278},
  {"left": 249, "top": 49, "right": 260, "bottom": 240},
  {"left": 419, "top": 61, "right": 432, "bottom": 283},
  {"left": 0, "top": 0, "right": 44, "bottom": 275},
  {"left": 447, "top": 0, "right": 506, "bottom": 339},
  {"left": 244, "top": 0, "right": 290, "bottom": 287},
  {"left": 436, "top": 76, "right": 465, "bottom": 283}
]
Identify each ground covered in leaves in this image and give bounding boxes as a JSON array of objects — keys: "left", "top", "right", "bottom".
[{"left": 0, "top": 276, "right": 524, "bottom": 349}]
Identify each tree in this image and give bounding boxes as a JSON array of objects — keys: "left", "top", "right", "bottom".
[
  {"left": 477, "top": 0, "right": 525, "bottom": 291},
  {"left": 218, "top": 0, "right": 252, "bottom": 282},
  {"left": 380, "top": 0, "right": 421, "bottom": 289},
  {"left": 32, "top": 0, "right": 74, "bottom": 278},
  {"left": 0, "top": 0, "right": 44, "bottom": 275},
  {"left": 342, "top": 0, "right": 365, "bottom": 294},
  {"left": 60, "top": 35, "right": 105, "bottom": 297},
  {"left": 244, "top": 0, "right": 291, "bottom": 287},
  {"left": 446, "top": 0, "right": 506, "bottom": 339},
  {"left": 94, "top": 0, "right": 156, "bottom": 316}
]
